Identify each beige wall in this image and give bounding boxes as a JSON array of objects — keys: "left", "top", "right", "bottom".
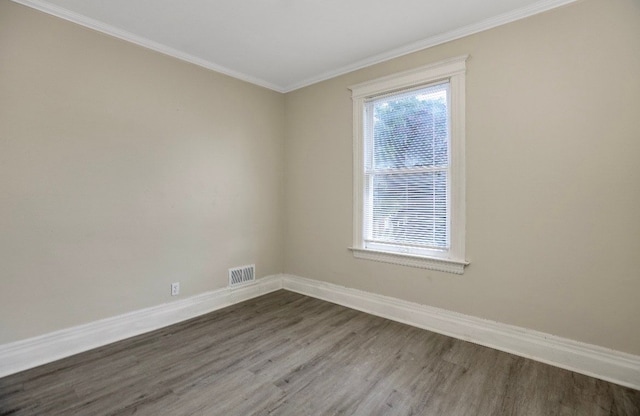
[
  {"left": 2, "top": 0, "right": 639, "bottom": 356},
  {"left": 0, "top": 1, "right": 285, "bottom": 343},
  {"left": 284, "top": 0, "right": 640, "bottom": 355}
]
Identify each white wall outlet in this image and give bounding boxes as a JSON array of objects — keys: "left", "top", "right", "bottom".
[{"left": 171, "top": 282, "right": 180, "bottom": 296}]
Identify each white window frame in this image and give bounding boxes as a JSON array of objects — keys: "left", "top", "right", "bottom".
[{"left": 349, "top": 55, "right": 469, "bottom": 274}]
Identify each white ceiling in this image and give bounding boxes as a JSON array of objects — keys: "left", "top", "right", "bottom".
[{"left": 14, "top": 0, "right": 577, "bottom": 92}]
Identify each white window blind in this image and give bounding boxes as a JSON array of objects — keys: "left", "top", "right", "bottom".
[{"left": 363, "top": 82, "right": 450, "bottom": 256}]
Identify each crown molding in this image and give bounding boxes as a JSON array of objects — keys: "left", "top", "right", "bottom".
[
  {"left": 13, "top": 0, "right": 578, "bottom": 93},
  {"left": 279, "top": 0, "right": 579, "bottom": 92},
  {"left": 9, "top": 0, "right": 286, "bottom": 93}
]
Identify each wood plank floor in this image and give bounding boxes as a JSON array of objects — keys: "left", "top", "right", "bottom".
[{"left": 1, "top": 290, "right": 639, "bottom": 415}]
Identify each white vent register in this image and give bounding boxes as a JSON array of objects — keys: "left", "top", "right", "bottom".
[{"left": 228, "top": 264, "right": 255, "bottom": 287}]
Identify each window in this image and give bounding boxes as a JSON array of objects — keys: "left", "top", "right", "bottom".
[{"left": 349, "top": 56, "right": 468, "bottom": 274}]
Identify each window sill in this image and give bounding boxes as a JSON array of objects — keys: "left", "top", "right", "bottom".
[{"left": 349, "top": 247, "right": 468, "bottom": 275}]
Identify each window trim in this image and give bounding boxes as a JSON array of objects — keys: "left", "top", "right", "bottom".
[{"left": 349, "top": 55, "right": 469, "bottom": 274}]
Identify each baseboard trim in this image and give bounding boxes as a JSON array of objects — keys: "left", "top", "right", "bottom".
[
  {"left": 2, "top": 273, "right": 638, "bottom": 390},
  {"left": 281, "top": 274, "right": 640, "bottom": 390},
  {"left": 0, "top": 275, "right": 283, "bottom": 378}
]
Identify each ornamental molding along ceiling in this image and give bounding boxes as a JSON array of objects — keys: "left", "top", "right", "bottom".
[{"left": 12, "top": 0, "right": 578, "bottom": 92}]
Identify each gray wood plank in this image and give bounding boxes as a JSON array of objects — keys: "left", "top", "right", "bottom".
[{"left": 1, "top": 290, "right": 638, "bottom": 415}]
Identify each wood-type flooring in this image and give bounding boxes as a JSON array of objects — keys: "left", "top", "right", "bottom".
[{"left": 1, "top": 290, "right": 639, "bottom": 415}]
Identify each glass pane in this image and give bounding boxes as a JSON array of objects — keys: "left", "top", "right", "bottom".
[{"left": 372, "top": 83, "right": 449, "bottom": 170}]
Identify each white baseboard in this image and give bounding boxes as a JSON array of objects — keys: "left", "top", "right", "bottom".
[
  {"left": 0, "top": 275, "right": 283, "bottom": 378},
  {"left": 2, "top": 273, "right": 638, "bottom": 390},
  {"left": 281, "top": 274, "right": 640, "bottom": 390}
]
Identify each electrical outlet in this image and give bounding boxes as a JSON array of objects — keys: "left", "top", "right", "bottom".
[{"left": 171, "top": 282, "right": 180, "bottom": 296}]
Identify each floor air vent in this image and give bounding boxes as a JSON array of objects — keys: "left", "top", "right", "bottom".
[{"left": 228, "top": 264, "right": 255, "bottom": 287}]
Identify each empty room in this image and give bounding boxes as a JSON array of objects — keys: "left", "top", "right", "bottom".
[{"left": 1, "top": 0, "right": 639, "bottom": 414}]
